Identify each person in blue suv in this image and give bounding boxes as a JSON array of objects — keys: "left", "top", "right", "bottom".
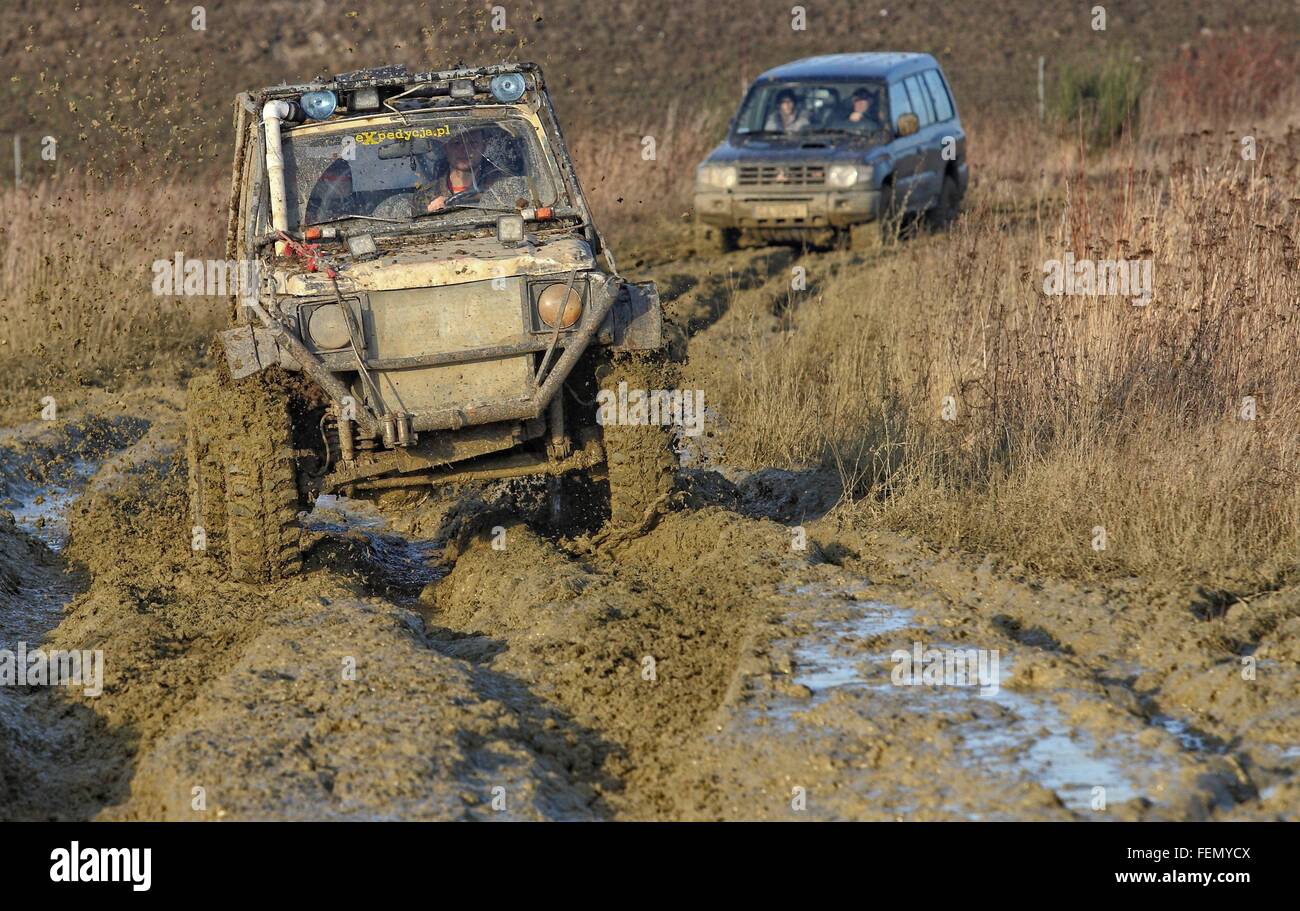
[
  {"left": 838, "top": 87, "right": 883, "bottom": 130},
  {"left": 764, "top": 89, "right": 810, "bottom": 133}
]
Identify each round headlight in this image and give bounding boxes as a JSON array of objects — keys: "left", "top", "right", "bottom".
[
  {"left": 537, "top": 284, "right": 583, "bottom": 330},
  {"left": 300, "top": 90, "right": 338, "bottom": 120},
  {"left": 827, "top": 164, "right": 860, "bottom": 188},
  {"left": 307, "top": 304, "right": 351, "bottom": 349},
  {"left": 490, "top": 73, "right": 527, "bottom": 103}
]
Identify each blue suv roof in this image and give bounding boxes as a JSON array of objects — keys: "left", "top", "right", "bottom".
[{"left": 756, "top": 52, "right": 936, "bottom": 82}]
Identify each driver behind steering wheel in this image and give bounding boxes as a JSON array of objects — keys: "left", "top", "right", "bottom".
[{"left": 419, "top": 130, "right": 502, "bottom": 212}]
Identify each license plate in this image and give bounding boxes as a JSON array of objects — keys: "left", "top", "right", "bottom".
[{"left": 753, "top": 202, "right": 808, "bottom": 220}]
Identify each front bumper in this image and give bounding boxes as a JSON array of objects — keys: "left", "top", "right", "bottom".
[
  {"left": 221, "top": 276, "right": 662, "bottom": 438},
  {"left": 695, "top": 188, "right": 883, "bottom": 230}
]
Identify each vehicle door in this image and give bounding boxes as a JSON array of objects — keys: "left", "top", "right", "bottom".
[
  {"left": 901, "top": 73, "right": 943, "bottom": 209},
  {"left": 923, "top": 68, "right": 966, "bottom": 180},
  {"left": 885, "top": 78, "right": 927, "bottom": 213}
]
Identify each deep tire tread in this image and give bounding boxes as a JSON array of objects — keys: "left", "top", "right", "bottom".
[{"left": 186, "top": 366, "right": 304, "bottom": 584}]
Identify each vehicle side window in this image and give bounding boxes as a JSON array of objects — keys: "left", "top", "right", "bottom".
[
  {"left": 904, "top": 75, "right": 936, "bottom": 127},
  {"left": 924, "top": 69, "right": 955, "bottom": 122},
  {"left": 888, "top": 79, "right": 913, "bottom": 129}
]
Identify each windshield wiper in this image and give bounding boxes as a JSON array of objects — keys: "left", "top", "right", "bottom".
[
  {"left": 304, "top": 213, "right": 408, "bottom": 228},
  {"left": 408, "top": 202, "right": 527, "bottom": 221}
]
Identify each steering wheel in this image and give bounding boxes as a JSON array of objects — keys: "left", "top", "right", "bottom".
[{"left": 440, "top": 189, "right": 479, "bottom": 208}]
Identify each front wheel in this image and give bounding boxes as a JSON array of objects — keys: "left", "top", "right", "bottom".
[
  {"left": 847, "top": 221, "right": 884, "bottom": 252},
  {"left": 186, "top": 367, "right": 305, "bottom": 583},
  {"left": 696, "top": 223, "right": 739, "bottom": 255}
]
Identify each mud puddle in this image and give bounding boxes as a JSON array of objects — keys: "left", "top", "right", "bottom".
[
  {"left": 0, "top": 414, "right": 154, "bottom": 632},
  {"left": 781, "top": 588, "right": 1157, "bottom": 811},
  {"left": 678, "top": 578, "right": 1244, "bottom": 820},
  {"left": 5, "top": 457, "right": 98, "bottom": 552}
]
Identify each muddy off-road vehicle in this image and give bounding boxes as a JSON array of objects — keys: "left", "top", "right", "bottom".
[
  {"left": 188, "top": 63, "right": 673, "bottom": 582},
  {"left": 694, "top": 53, "right": 968, "bottom": 251}
]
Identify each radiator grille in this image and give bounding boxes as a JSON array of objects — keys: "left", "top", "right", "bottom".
[{"left": 737, "top": 164, "right": 826, "bottom": 187}]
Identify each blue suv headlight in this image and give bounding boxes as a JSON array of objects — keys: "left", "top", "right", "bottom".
[{"left": 828, "top": 163, "right": 870, "bottom": 188}]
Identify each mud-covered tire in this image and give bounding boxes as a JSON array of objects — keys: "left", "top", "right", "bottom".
[
  {"left": 599, "top": 354, "right": 678, "bottom": 527},
  {"left": 221, "top": 375, "right": 304, "bottom": 583},
  {"left": 186, "top": 367, "right": 304, "bottom": 583},
  {"left": 186, "top": 372, "right": 229, "bottom": 565},
  {"left": 696, "top": 223, "right": 738, "bottom": 255}
]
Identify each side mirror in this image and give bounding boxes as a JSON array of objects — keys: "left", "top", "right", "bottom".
[{"left": 895, "top": 113, "right": 920, "bottom": 137}]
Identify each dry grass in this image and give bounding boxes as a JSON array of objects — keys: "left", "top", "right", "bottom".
[
  {"left": 717, "top": 114, "right": 1300, "bottom": 585},
  {"left": 568, "top": 100, "right": 724, "bottom": 252},
  {"left": 0, "top": 177, "right": 225, "bottom": 411}
]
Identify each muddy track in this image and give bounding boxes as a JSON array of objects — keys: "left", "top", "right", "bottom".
[{"left": 0, "top": 246, "right": 1296, "bottom": 821}]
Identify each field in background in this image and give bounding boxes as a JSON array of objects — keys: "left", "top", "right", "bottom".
[{"left": 1, "top": 3, "right": 1298, "bottom": 586}]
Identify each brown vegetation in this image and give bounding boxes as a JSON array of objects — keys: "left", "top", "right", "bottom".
[{"left": 1, "top": 2, "right": 1297, "bottom": 585}]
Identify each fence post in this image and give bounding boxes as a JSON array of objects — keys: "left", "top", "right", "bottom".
[{"left": 1038, "top": 56, "right": 1046, "bottom": 125}]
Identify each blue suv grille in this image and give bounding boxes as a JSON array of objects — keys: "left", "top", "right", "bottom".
[{"left": 737, "top": 164, "right": 826, "bottom": 187}]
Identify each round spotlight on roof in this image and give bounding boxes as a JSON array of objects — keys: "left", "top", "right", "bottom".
[
  {"left": 489, "top": 73, "right": 526, "bottom": 103},
  {"left": 300, "top": 90, "right": 338, "bottom": 120}
]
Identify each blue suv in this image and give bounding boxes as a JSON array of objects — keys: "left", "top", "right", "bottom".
[{"left": 694, "top": 52, "right": 968, "bottom": 251}]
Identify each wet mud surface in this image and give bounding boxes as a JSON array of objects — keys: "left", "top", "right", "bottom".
[{"left": 1, "top": 249, "right": 1296, "bottom": 821}]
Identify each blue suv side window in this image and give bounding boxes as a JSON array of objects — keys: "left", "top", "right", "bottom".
[
  {"left": 923, "top": 69, "right": 955, "bottom": 122},
  {"left": 904, "top": 75, "right": 936, "bottom": 127},
  {"left": 888, "top": 79, "right": 913, "bottom": 127}
]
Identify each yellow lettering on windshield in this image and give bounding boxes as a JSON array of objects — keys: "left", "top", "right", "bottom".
[{"left": 354, "top": 125, "right": 451, "bottom": 146}]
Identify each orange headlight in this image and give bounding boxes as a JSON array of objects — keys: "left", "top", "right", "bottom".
[{"left": 537, "top": 283, "right": 583, "bottom": 330}]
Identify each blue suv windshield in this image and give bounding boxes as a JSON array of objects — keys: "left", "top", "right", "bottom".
[{"left": 734, "top": 81, "right": 889, "bottom": 137}]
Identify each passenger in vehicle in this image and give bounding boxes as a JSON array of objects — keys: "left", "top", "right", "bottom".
[
  {"left": 839, "top": 88, "right": 883, "bottom": 129},
  {"left": 764, "top": 90, "right": 810, "bottom": 133}
]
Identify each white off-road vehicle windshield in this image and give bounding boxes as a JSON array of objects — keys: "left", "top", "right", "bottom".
[{"left": 280, "top": 111, "right": 561, "bottom": 229}]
